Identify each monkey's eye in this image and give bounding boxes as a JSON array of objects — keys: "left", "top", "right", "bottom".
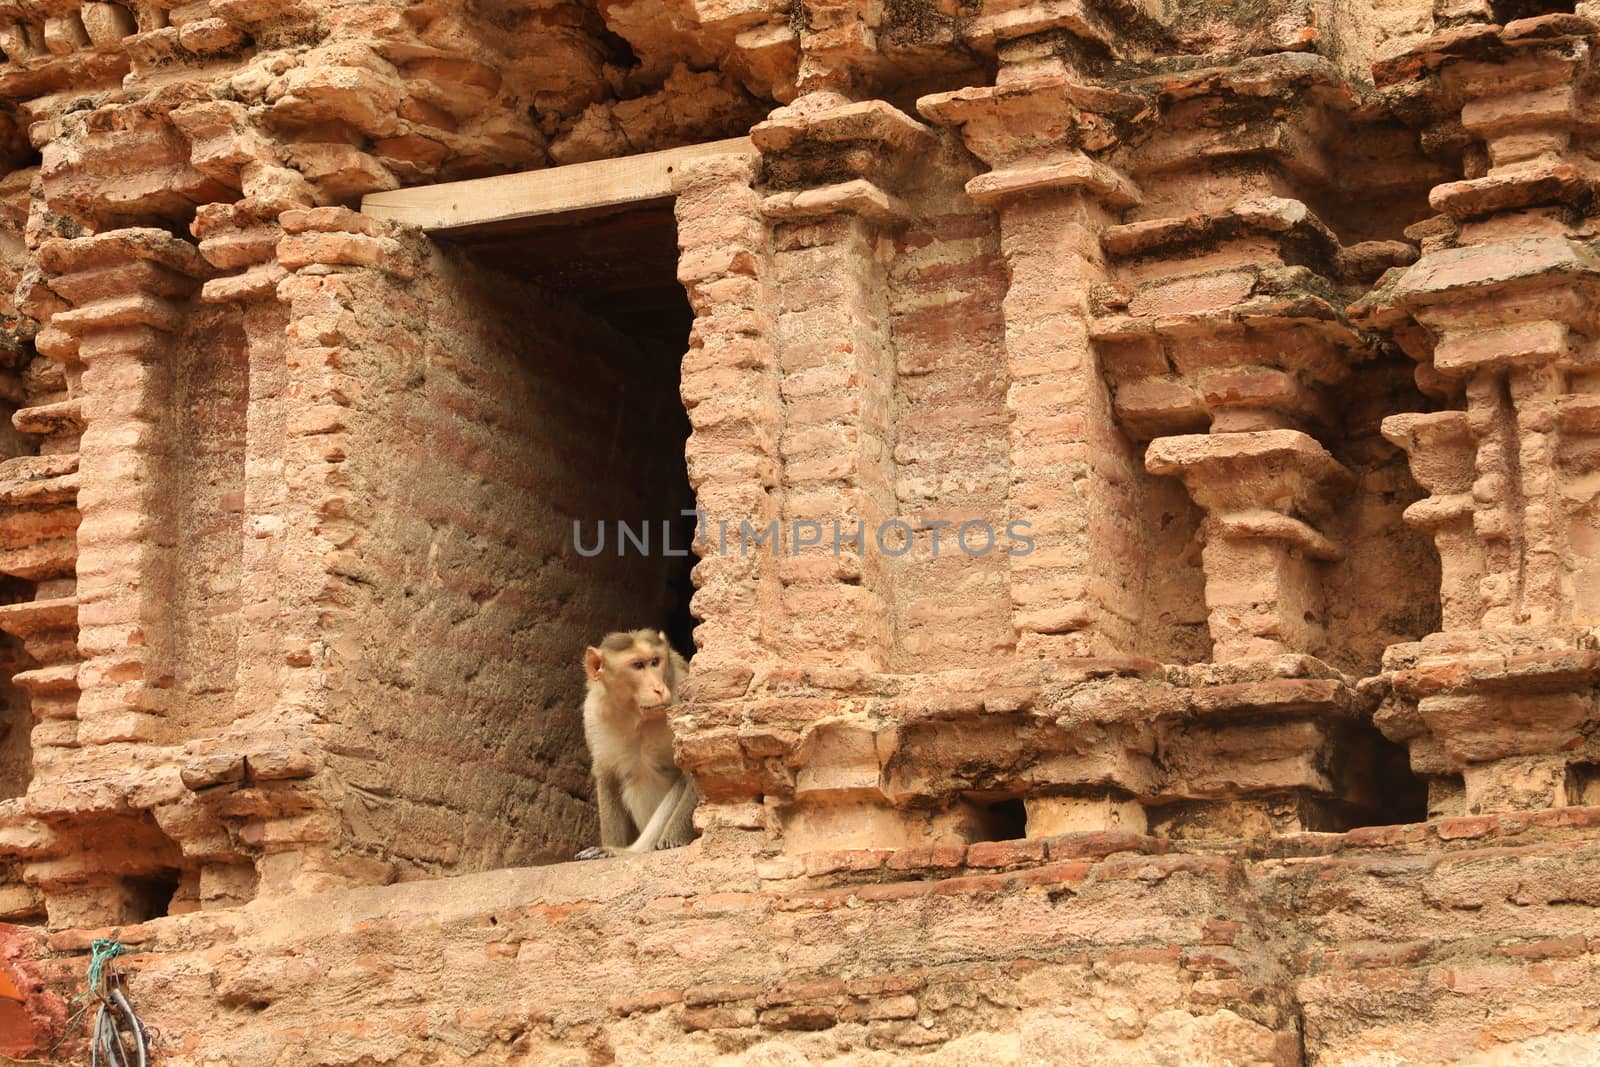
[
  {"left": 650, "top": 656, "right": 661, "bottom": 667},
  {"left": 631, "top": 661, "right": 645, "bottom": 671}
]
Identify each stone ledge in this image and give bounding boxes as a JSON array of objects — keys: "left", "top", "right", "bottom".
[{"left": 13, "top": 812, "right": 1600, "bottom": 1061}]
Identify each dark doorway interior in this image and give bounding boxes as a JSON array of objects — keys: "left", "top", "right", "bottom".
[{"left": 441, "top": 202, "right": 699, "bottom": 659}]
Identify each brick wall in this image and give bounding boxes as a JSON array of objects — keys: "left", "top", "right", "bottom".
[
  {"left": 149, "top": 305, "right": 249, "bottom": 742},
  {"left": 887, "top": 141, "right": 1015, "bottom": 670}
]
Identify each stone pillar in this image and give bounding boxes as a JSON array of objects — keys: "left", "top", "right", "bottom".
[
  {"left": 671, "top": 153, "right": 781, "bottom": 727},
  {"left": 37, "top": 229, "right": 207, "bottom": 745},
  {"left": 173, "top": 198, "right": 298, "bottom": 909},
  {"left": 920, "top": 78, "right": 1147, "bottom": 661},
  {"left": 1381, "top": 410, "right": 1484, "bottom": 632},
  {"left": 192, "top": 200, "right": 292, "bottom": 732},
  {"left": 243, "top": 205, "right": 412, "bottom": 896},
  {"left": 753, "top": 97, "right": 932, "bottom": 671},
  {"left": 1361, "top": 15, "right": 1600, "bottom": 814},
  {"left": 1145, "top": 430, "right": 1353, "bottom": 662}
]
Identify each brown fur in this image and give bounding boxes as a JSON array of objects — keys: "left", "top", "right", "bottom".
[{"left": 575, "top": 629, "right": 697, "bottom": 859}]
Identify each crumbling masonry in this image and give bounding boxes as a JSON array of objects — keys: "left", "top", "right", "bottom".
[{"left": 2, "top": 0, "right": 1600, "bottom": 1062}]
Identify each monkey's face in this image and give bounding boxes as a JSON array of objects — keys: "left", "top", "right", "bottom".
[{"left": 616, "top": 639, "right": 674, "bottom": 716}]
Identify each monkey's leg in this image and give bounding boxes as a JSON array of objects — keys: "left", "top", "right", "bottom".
[
  {"left": 626, "top": 775, "right": 689, "bottom": 853},
  {"left": 575, "top": 773, "right": 637, "bottom": 860},
  {"left": 653, "top": 775, "right": 700, "bottom": 850}
]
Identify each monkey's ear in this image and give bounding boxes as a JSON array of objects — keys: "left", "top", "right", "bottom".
[
  {"left": 583, "top": 647, "right": 604, "bottom": 681},
  {"left": 657, "top": 629, "right": 669, "bottom": 647}
]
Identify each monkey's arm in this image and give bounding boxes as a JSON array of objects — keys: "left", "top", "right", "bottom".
[
  {"left": 575, "top": 772, "right": 637, "bottom": 860},
  {"left": 596, "top": 772, "right": 635, "bottom": 847},
  {"left": 625, "top": 775, "right": 688, "bottom": 853},
  {"left": 653, "top": 774, "right": 699, "bottom": 850}
]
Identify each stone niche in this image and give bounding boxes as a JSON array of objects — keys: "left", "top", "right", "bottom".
[{"left": 292, "top": 215, "right": 701, "bottom": 879}]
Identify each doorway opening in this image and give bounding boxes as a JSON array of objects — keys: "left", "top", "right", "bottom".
[
  {"left": 348, "top": 144, "right": 744, "bottom": 870},
  {"left": 438, "top": 201, "right": 698, "bottom": 660}
]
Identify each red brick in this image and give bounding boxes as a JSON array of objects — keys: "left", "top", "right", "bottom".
[
  {"left": 1096, "top": 854, "right": 1237, "bottom": 881},
  {"left": 852, "top": 881, "right": 933, "bottom": 903},
  {"left": 1101, "top": 946, "right": 1183, "bottom": 967},
  {"left": 1180, "top": 948, "right": 1245, "bottom": 975},
  {"left": 761, "top": 979, "right": 847, "bottom": 1006},
  {"left": 965, "top": 839, "right": 1046, "bottom": 869},
  {"left": 686, "top": 893, "right": 773, "bottom": 915},
  {"left": 609, "top": 988, "right": 685, "bottom": 1017},
  {"left": 845, "top": 973, "right": 926, "bottom": 997},
  {"left": 1492, "top": 936, "right": 1588, "bottom": 960},
  {"left": 1342, "top": 824, "right": 1418, "bottom": 849},
  {"left": 682, "top": 1005, "right": 758, "bottom": 1031},
  {"left": 759, "top": 1004, "right": 838, "bottom": 1030},
  {"left": 1043, "top": 831, "right": 1162, "bottom": 860},
  {"left": 803, "top": 848, "right": 891, "bottom": 877},
  {"left": 930, "top": 872, "right": 1016, "bottom": 895},
  {"left": 1012, "top": 861, "right": 1093, "bottom": 888},
  {"left": 1436, "top": 816, "right": 1496, "bottom": 841},
  {"left": 1530, "top": 806, "right": 1600, "bottom": 831},
  {"left": 683, "top": 983, "right": 761, "bottom": 1007},
  {"left": 1328, "top": 942, "right": 1432, "bottom": 971}
]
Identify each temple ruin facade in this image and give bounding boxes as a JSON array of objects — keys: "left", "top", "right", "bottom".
[{"left": 1, "top": 0, "right": 1600, "bottom": 1061}]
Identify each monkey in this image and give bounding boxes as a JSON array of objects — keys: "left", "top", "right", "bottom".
[{"left": 574, "top": 629, "right": 699, "bottom": 860}]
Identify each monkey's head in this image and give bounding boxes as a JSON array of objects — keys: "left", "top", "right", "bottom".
[{"left": 583, "top": 629, "right": 681, "bottom": 717}]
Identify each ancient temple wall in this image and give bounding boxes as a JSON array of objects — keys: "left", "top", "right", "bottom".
[{"left": 1, "top": 0, "right": 1599, "bottom": 1061}]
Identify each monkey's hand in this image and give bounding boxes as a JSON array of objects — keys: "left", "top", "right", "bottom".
[{"left": 574, "top": 845, "right": 618, "bottom": 861}]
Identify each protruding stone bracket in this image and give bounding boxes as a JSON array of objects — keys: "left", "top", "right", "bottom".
[
  {"left": 960, "top": 0, "right": 1170, "bottom": 56},
  {"left": 759, "top": 178, "right": 909, "bottom": 223},
  {"left": 1145, "top": 430, "right": 1354, "bottom": 528},
  {"left": 1094, "top": 301, "right": 1372, "bottom": 440},
  {"left": 965, "top": 156, "right": 1141, "bottom": 209},
  {"left": 1374, "top": 14, "right": 1600, "bottom": 220},
  {"left": 192, "top": 201, "right": 291, "bottom": 307},
  {"left": 918, "top": 76, "right": 1146, "bottom": 171},
  {"left": 1101, "top": 196, "right": 1415, "bottom": 285},
  {"left": 754, "top": 97, "right": 936, "bottom": 196}
]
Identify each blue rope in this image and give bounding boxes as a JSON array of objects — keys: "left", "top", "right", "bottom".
[
  {"left": 46, "top": 938, "right": 138, "bottom": 1055},
  {"left": 80, "top": 938, "right": 126, "bottom": 1003}
]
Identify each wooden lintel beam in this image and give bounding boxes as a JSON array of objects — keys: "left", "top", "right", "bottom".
[{"left": 360, "top": 137, "right": 758, "bottom": 234}]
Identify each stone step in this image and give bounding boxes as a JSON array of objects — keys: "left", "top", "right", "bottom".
[
  {"left": 10, "top": 397, "right": 82, "bottom": 438},
  {"left": 0, "top": 597, "right": 77, "bottom": 643}
]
